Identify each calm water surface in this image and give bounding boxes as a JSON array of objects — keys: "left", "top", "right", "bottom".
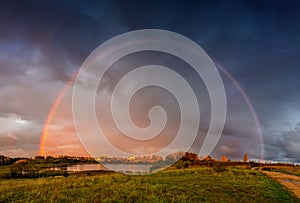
[{"left": 58, "top": 164, "right": 153, "bottom": 173}]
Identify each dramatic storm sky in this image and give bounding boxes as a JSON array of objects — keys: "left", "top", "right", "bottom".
[{"left": 0, "top": 0, "right": 300, "bottom": 162}]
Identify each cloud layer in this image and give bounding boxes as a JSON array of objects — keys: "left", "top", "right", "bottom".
[{"left": 0, "top": 0, "right": 299, "bottom": 162}]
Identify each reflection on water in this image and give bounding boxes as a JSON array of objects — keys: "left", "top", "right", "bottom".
[
  {"left": 52, "top": 164, "right": 153, "bottom": 173},
  {"left": 104, "top": 164, "right": 153, "bottom": 173},
  {"left": 67, "top": 164, "right": 103, "bottom": 171}
]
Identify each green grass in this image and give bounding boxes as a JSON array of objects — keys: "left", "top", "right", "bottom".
[
  {"left": 0, "top": 166, "right": 298, "bottom": 202},
  {"left": 262, "top": 165, "right": 300, "bottom": 177},
  {"left": 0, "top": 165, "right": 12, "bottom": 178}
]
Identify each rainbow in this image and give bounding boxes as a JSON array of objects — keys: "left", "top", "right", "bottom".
[
  {"left": 39, "top": 75, "right": 76, "bottom": 156},
  {"left": 39, "top": 62, "right": 264, "bottom": 159},
  {"left": 216, "top": 62, "right": 265, "bottom": 160}
]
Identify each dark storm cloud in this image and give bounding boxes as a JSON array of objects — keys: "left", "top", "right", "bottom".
[
  {"left": 96, "top": 0, "right": 300, "bottom": 139},
  {"left": 0, "top": 0, "right": 299, "bottom": 160},
  {"left": 0, "top": 0, "right": 130, "bottom": 83},
  {"left": 264, "top": 123, "right": 300, "bottom": 163}
]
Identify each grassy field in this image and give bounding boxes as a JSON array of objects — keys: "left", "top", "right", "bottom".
[
  {"left": 0, "top": 166, "right": 299, "bottom": 202},
  {"left": 0, "top": 165, "right": 11, "bottom": 179},
  {"left": 262, "top": 165, "right": 300, "bottom": 177}
]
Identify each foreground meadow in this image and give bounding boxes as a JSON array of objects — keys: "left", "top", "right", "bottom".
[
  {"left": 0, "top": 166, "right": 298, "bottom": 202},
  {"left": 262, "top": 165, "right": 300, "bottom": 177}
]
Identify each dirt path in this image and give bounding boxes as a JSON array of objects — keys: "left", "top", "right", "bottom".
[{"left": 260, "top": 170, "right": 300, "bottom": 198}]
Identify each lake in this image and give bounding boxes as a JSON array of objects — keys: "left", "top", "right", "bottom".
[{"left": 56, "top": 164, "right": 153, "bottom": 173}]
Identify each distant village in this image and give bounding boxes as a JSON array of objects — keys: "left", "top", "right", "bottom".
[
  {"left": 0, "top": 152, "right": 185, "bottom": 166},
  {"left": 1, "top": 152, "right": 298, "bottom": 167}
]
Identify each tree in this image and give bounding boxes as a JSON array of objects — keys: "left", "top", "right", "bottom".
[
  {"left": 220, "top": 155, "right": 227, "bottom": 162},
  {"left": 243, "top": 153, "right": 249, "bottom": 162}
]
